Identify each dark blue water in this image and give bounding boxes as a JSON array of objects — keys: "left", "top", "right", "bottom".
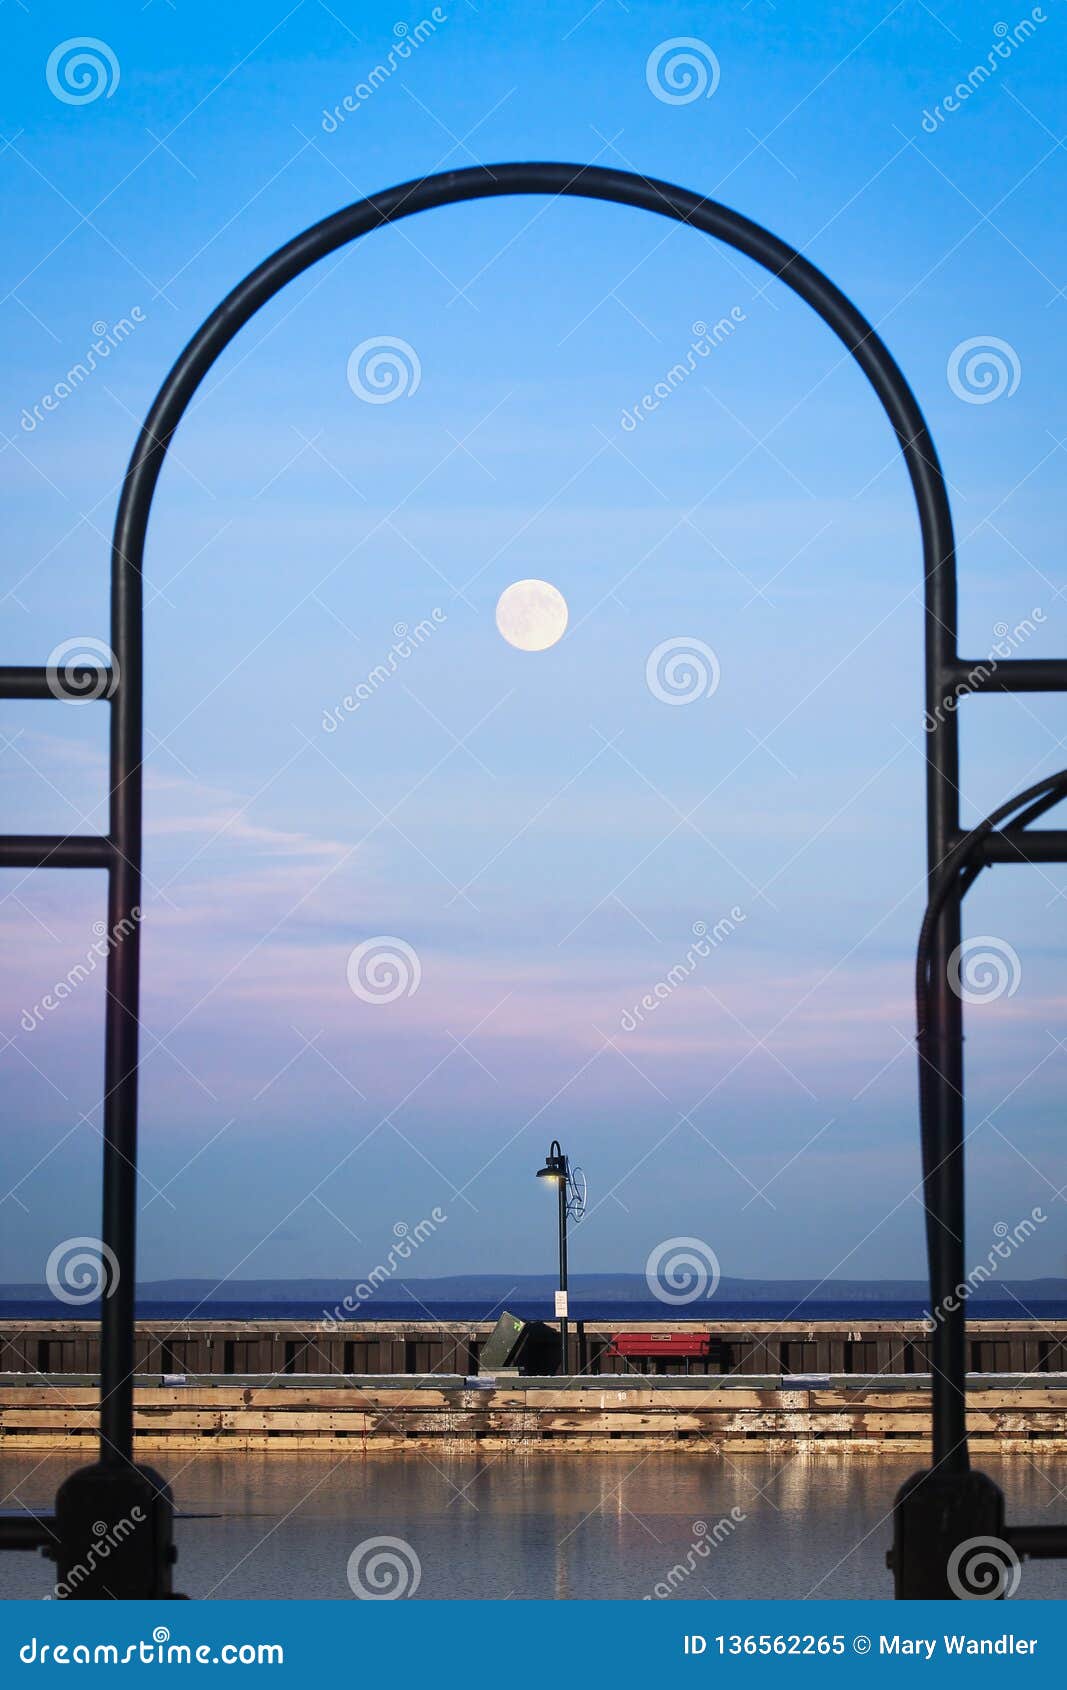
[{"left": 4, "top": 1297, "right": 1066, "bottom": 1321}]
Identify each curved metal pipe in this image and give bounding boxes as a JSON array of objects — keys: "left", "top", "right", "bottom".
[{"left": 101, "top": 161, "right": 963, "bottom": 1465}]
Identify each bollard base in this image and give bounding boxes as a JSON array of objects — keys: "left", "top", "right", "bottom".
[
  {"left": 888, "top": 1467, "right": 1008, "bottom": 1599},
  {"left": 51, "top": 1461, "right": 179, "bottom": 1599}
]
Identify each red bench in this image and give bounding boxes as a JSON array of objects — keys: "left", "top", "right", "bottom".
[{"left": 606, "top": 1333, "right": 712, "bottom": 1374}]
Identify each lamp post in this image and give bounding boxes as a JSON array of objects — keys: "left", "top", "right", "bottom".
[{"left": 536, "top": 1140, "right": 571, "bottom": 1376}]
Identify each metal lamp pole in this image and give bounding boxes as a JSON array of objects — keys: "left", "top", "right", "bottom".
[
  {"left": 557, "top": 1157, "right": 569, "bottom": 1377},
  {"left": 536, "top": 1140, "right": 569, "bottom": 1376}
]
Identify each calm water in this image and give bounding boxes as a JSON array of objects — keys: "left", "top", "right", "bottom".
[{"left": 2, "top": 1452, "right": 1065, "bottom": 1601}]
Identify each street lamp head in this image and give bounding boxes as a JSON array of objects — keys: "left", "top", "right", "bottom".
[{"left": 535, "top": 1140, "right": 566, "bottom": 1182}]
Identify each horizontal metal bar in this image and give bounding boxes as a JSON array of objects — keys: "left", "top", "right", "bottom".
[
  {"left": 945, "top": 659, "right": 1067, "bottom": 694},
  {"left": 0, "top": 1514, "right": 56, "bottom": 1551},
  {"left": 0, "top": 834, "right": 113, "bottom": 869},
  {"left": 1007, "top": 1523, "right": 1067, "bottom": 1560},
  {"left": 0, "top": 665, "right": 113, "bottom": 700},
  {"left": 962, "top": 829, "right": 1067, "bottom": 865}
]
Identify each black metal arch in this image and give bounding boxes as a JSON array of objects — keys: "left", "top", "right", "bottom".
[{"left": 3, "top": 162, "right": 1065, "bottom": 1598}]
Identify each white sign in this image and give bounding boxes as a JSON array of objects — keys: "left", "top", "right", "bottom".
[{"left": 555, "top": 1290, "right": 568, "bottom": 1318}]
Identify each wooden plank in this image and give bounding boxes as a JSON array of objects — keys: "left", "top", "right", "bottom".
[
  {"left": 2, "top": 1385, "right": 1067, "bottom": 1417},
  {"left": 3, "top": 1375, "right": 1066, "bottom": 1454}
]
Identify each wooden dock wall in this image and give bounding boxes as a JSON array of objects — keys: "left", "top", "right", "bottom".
[
  {"left": 3, "top": 1318, "right": 1065, "bottom": 1379},
  {"left": 2, "top": 1380, "right": 1066, "bottom": 1455}
]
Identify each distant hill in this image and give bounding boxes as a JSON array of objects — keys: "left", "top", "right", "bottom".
[{"left": 5, "top": 1273, "right": 1067, "bottom": 1305}]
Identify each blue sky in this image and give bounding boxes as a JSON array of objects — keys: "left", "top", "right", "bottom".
[{"left": 1, "top": 0, "right": 1065, "bottom": 1290}]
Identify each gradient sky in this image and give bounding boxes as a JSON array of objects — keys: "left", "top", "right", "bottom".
[{"left": 1, "top": 0, "right": 1065, "bottom": 1291}]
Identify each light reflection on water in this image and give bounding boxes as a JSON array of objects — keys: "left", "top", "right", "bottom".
[{"left": 2, "top": 1452, "right": 1064, "bottom": 1601}]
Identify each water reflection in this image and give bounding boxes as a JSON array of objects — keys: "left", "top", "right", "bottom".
[{"left": 2, "top": 1451, "right": 1064, "bottom": 1601}]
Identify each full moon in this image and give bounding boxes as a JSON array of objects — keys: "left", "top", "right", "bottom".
[{"left": 495, "top": 579, "right": 569, "bottom": 651}]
